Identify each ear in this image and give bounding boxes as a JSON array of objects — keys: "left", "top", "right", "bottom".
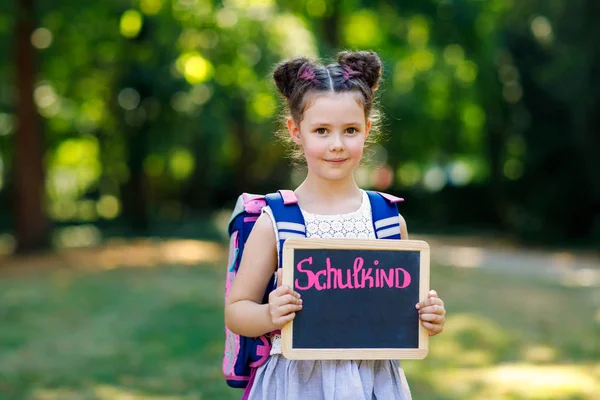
[
  {"left": 287, "top": 118, "right": 302, "bottom": 145},
  {"left": 365, "top": 118, "right": 372, "bottom": 141}
]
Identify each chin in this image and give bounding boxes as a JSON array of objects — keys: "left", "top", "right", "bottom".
[{"left": 318, "top": 171, "right": 353, "bottom": 181}]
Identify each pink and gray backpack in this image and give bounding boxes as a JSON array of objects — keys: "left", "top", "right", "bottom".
[{"left": 223, "top": 190, "right": 404, "bottom": 395}]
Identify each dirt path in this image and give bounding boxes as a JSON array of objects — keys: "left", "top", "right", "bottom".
[
  {"left": 415, "top": 234, "right": 600, "bottom": 287},
  {"left": 1, "top": 235, "right": 599, "bottom": 286},
  {"left": 0, "top": 238, "right": 225, "bottom": 275}
]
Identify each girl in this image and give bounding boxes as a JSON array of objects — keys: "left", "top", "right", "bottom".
[{"left": 225, "top": 50, "right": 446, "bottom": 399}]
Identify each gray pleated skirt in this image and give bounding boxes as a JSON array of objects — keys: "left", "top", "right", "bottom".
[{"left": 246, "top": 355, "right": 412, "bottom": 400}]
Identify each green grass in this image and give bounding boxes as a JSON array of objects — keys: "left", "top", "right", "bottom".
[
  {"left": 404, "top": 265, "right": 600, "bottom": 399},
  {"left": 0, "top": 263, "right": 236, "bottom": 400},
  {"left": 0, "top": 253, "right": 599, "bottom": 400}
]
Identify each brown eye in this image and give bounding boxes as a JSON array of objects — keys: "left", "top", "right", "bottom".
[
  {"left": 346, "top": 127, "right": 357, "bottom": 134},
  {"left": 316, "top": 128, "right": 328, "bottom": 135}
]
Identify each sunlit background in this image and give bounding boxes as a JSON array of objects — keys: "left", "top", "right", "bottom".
[{"left": 0, "top": 0, "right": 599, "bottom": 399}]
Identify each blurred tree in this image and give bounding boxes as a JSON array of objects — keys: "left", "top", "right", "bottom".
[
  {"left": 14, "top": 0, "right": 50, "bottom": 252},
  {"left": 492, "top": 0, "right": 600, "bottom": 241},
  {"left": 0, "top": 0, "right": 598, "bottom": 247}
]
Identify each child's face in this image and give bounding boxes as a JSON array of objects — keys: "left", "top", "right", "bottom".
[{"left": 288, "top": 92, "right": 370, "bottom": 182}]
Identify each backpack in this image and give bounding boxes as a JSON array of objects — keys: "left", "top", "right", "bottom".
[{"left": 222, "top": 190, "right": 404, "bottom": 393}]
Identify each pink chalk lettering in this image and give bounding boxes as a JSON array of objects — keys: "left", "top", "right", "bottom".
[
  {"left": 326, "top": 258, "right": 338, "bottom": 289},
  {"left": 353, "top": 257, "right": 364, "bottom": 288},
  {"left": 315, "top": 270, "right": 327, "bottom": 290},
  {"left": 380, "top": 268, "right": 394, "bottom": 288},
  {"left": 295, "top": 257, "right": 315, "bottom": 290},
  {"left": 338, "top": 269, "right": 354, "bottom": 289},
  {"left": 395, "top": 268, "right": 411, "bottom": 288},
  {"left": 294, "top": 256, "right": 413, "bottom": 292},
  {"left": 362, "top": 268, "right": 374, "bottom": 288}
]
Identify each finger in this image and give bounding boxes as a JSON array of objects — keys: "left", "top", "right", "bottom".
[
  {"left": 275, "top": 285, "right": 302, "bottom": 300},
  {"left": 269, "top": 286, "right": 286, "bottom": 302},
  {"left": 421, "top": 321, "right": 436, "bottom": 330},
  {"left": 415, "top": 298, "right": 425, "bottom": 309},
  {"left": 422, "top": 297, "right": 444, "bottom": 308},
  {"left": 418, "top": 305, "right": 445, "bottom": 315},
  {"left": 278, "top": 294, "right": 303, "bottom": 306},
  {"left": 270, "top": 301, "right": 302, "bottom": 319},
  {"left": 425, "top": 322, "right": 444, "bottom": 336},
  {"left": 275, "top": 284, "right": 293, "bottom": 296},
  {"left": 278, "top": 303, "right": 303, "bottom": 315},
  {"left": 419, "top": 313, "right": 444, "bottom": 323},
  {"left": 277, "top": 268, "right": 283, "bottom": 288},
  {"left": 275, "top": 312, "right": 296, "bottom": 327},
  {"left": 421, "top": 321, "right": 441, "bottom": 334},
  {"left": 428, "top": 290, "right": 438, "bottom": 298}
]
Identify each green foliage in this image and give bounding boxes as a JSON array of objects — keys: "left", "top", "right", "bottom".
[{"left": 0, "top": 0, "right": 598, "bottom": 244}]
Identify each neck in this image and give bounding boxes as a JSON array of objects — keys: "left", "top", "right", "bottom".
[{"left": 295, "top": 171, "right": 361, "bottom": 203}]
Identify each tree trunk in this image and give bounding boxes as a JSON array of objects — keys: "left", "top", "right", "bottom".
[
  {"left": 184, "top": 125, "right": 210, "bottom": 211},
  {"left": 14, "top": 0, "right": 50, "bottom": 252},
  {"left": 569, "top": 0, "right": 600, "bottom": 238},
  {"left": 124, "top": 128, "right": 149, "bottom": 232}
]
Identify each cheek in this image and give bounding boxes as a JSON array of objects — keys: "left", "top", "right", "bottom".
[
  {"left": 301, "top": 139, "right": 326, "bottom": 160},
  {"left": 347, "top": 138, "right": 366, "bottom": 157}
]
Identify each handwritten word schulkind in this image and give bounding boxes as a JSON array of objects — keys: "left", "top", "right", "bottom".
[{"left": 295, "top": 256, "right": 411, "bottom": 291}]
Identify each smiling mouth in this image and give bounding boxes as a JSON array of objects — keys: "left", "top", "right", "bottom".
[{"left": 325, "top": 159, "right": 348, "bottom": 165}]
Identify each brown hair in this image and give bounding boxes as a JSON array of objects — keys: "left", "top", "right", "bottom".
[{"left": 273, "top": 50, "right": 384, "bottom": 163}]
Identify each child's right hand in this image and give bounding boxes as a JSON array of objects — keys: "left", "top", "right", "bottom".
[{"left": 268, "top": 269, "right": 303, "bottom": 329}]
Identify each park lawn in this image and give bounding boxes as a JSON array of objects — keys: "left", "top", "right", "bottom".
[{"left": 0, "top": 249, "right": 598, "bottom": 400}]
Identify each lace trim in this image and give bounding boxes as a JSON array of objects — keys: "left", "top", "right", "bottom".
[
  {"left": 302, "top": 191, "right": 375, "bottom": 239},
  {"left": 270, "top": 334, "right": 282, "bottom": 355}
]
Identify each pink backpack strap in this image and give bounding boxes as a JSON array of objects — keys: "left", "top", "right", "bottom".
[
  {"left": 377, "top": 191, "right": 404, "bottom": 203},
  {"left": 242, "top": 193, "right": 265, "bottom": 202},
  {"left": 277, "top": 190, "right": 298, "bottom": 205}
]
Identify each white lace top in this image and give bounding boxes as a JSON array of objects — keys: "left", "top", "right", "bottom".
[
  {"left": 302, "top": 191, "right": 376, "bottom": 239},
  {"left": 263, "top": 190, "right": 376, "bottom": 355}
]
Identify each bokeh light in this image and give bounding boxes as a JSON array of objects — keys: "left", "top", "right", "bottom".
[
  {"left": 97, "top": 195, "right": 121, "bottom": 219},
  {"left": 31, "top": 27, "right": 53, "bottom": 49},
  {"left": 120, "top": 9, "right": 143, "bottom": 39},
  {"left": 0, "top": 113, "right": 14, "bottom": 136},
  {"left": 423, "top": 166, "right": 447, "bottom": 192},
  {"left": 176, "top": 52, "right": 214, "bottom": 85},
  {"left": 118, "top": 88, "right": 141, "bottom": 111},
  {"left": 343, "top": 10, "right": 382, "bottom": 48},
  {"left": 139, "top": 0, "right": 163, "bottom": 15},
  {"left": 531, "top": 15, "right": 553, "bottom": 44},
  {"left": 168, "top": 148, "right": 195, "bottom": 180}
]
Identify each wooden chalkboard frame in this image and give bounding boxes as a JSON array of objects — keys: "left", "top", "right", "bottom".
[{"left": 281, "top": 238, "right": 430, "bottom": 360}]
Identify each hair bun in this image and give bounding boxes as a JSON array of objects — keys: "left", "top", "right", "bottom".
[
  {"left": 337, "top": 51, "right": 383, "bottom": 91},
  {"left": 273, "top": 57, "right": 313, "bottom": 98}
]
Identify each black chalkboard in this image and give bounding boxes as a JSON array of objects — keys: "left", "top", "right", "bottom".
[{"left": 281, "top": 238, "right": 430, "bottom": 360}]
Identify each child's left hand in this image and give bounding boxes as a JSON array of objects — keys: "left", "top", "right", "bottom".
[{"left": 416, "top": 290, "right": 446, "bottom": 336}]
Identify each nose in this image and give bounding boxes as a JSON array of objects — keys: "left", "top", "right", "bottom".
[{"left": 329, "top": 132, "right": 344, "bottom": 152}]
